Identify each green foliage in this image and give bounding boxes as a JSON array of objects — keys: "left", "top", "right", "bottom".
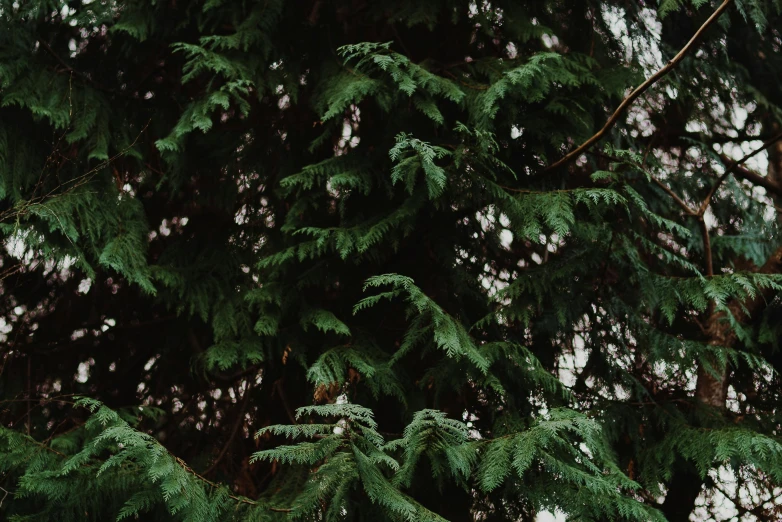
[
  {"left": 0, "top": 399, "right": 286, "bottom": 521},
  {"left": 355, "top": 274, "right": 491, "bottom": 372},
  {"left": 3, "top": 0, "right": 782, "bottom": 521}
]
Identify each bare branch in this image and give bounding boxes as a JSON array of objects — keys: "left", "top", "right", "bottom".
[
  {"left": 591, "top": 150, "right": 696, "bottom": 214},
  {"left": 648, "top": 173, "right": 697, "bottom": 215},
  {"left": 698, "top": 130, "right": 782, "bottom": 215},
  {"left": 38, "top": 40, "right": 118, "bottom": 95},
  {"left": 728, "top": 160, "right": 782, "bottom": 198},
  {"left": 203, "top": 378, "right": 255, "bottom": 477},
  {"left": 547, "top": 0, "right": 734, "bottom": 171}
]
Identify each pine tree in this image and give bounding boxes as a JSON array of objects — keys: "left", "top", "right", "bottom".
[{"left": 2, "top": 0, "right": 782, "bottom": 520}]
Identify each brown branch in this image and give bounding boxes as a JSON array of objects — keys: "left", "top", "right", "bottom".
[
  {"left": 695, "top": 245, "right": 782, "bottom": 408},
  {"left": 689, "top": 131, "right": 782, "bottom": 281},
  {"left": 547, "top": 0, "right": 734, "bottom": 171},
  {"left": 648, "top": 173, "right": 697, "bottom": 215},
  {"left": 698, "top": 130, "right": 782, "bottom": 215},
  {"left": 38, "top": 40, "right": 82, "bottom": 76},
  {"left": 663, "top": 130, "right": 777, "bottom": 144},
  {"left": 592, "top": 150, "right": 696, "bottom": 214},
  {"left": 203, "top": 379, "right": 255, "bottom": 477},
  {"left": 440, "top": 69, "right": 489, "bottom": 91},
  {"left": 174, "top": 456, "right": 293, "bottom": 511},
  {"left": 711, "top": 482, "right": 769, "bottom": 519},
  {"left": 210, "top": 364, "right": 263, "bottom": 383},
  {"left": 728, "top": 161, "right": 782, "bottom": 198},
  {"left": 641, "top": 134, "right": 657, "bottom": 167}
]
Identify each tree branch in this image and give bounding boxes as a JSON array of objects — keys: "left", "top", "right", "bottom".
[
  {"left": 690, "top": 131, "right": 782, "bottom": 283},
  {"left": 547, "top": 0, "right": 734, "bottom": 171},
  {"left": 729, "top": 160, "right": 782, "bottom": 198},
  {"left": 711, "top": 482, "right": 768, "bottom": 519},
  {"left": 698, "top": 130, "right": 782, "bottom": 215},
  {"left": 591, "top": 150, "right": 696, "bottom": 214},
  {"left": 175, "top": 456, "right": 291, "bottom": 512},
  {"left": 203, "top": 379, "right": 255, "bottom": 477},
  {"left": 657, "top": 130, "right": 777, "bottom": 144},
  {"left": 649, "top": 173, "right": 697, "bottom": 215},
  {"left": 11, "top": 402, "right": 291, "bottom": 513},
  {"left": 38, "top": 40, "right": 118, "bottom": 95}
]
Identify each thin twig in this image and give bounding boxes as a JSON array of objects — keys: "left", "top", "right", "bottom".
[
  {"left": 698, "top": 130, "right": 782, "bottom": 215},
  {"left": 38, "top": 40, "right": 120, "bottom": 95},
  {"left": 592, "top": 150, "right": 696, "bottom": 214},
  {"left": 648, "top": 173, "right": 697, "bottom": 215},
  {"left": 722, "top": 158, "right": 782, "bottom": 198},
  {"left": 547, "top": 0, "right": 734, "bottom": 171},
  {"left": 390, "top": 23, "right": 413, "bottom": 59},
  {"left": 0, "top": 120, "right": 151, "bottom": 227},
  {"left": 175, "top": 456, "right": 292, "bottom": 512},
  {"left": 440, "top": 69, "right": 489, "bottom": 91},
  {"left": 203, "top": 379, "right": 255, "bottom": 477},
  {"left": 692, "top": 130, "right": 782, "bottom": 279}
]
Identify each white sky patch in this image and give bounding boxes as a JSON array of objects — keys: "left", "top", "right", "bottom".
[
  {"left": 557, "top": 334, "right": 588, "bottom": 388},
  {"left": 144, "top": 355, "right": 160, "bottom": 371},
  {"left": 536, "top": 509, "right": 567, "bottom": 522},
  {"left": 723, "top": 139, "right": 769, "bottom": 174},
  {"left": 75, "top": 359, "right": 94, "bottom": 383},
  {"left": 77, "top": 278, "right": 92, "bottom": 294},
  {"left": 603, "top": 6, "right": 663, "bottom": 74}
]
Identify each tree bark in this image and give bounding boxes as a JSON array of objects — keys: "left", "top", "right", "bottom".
[
  {"left": 683, "top": 130, "right": 782, "bottom": 516},
  {"left": 660, "top": 464, "right": 704, "bottom": 522},
  {"left": 695, "top": 247, "right": 782, "bottom": 407}
]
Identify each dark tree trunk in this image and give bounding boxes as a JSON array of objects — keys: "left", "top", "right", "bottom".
[{"left": 660, "top": 464, "right": 703, "bottom": 522}]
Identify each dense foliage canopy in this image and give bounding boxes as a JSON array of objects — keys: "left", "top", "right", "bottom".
[{"left": 2, "top": 0, "right": 782, "bottom": 520}]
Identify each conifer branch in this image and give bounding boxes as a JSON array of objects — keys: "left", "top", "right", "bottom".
[
  {"left": 693, "top": 130, "right": 782, "bottom": 278},
  {"left": 547, "top": 0, "right": 734, "bottom": 171},
  {"left": 0, "top": 119, "right": 151, "bottom": 227},
  {"left": 176, "top": 451, "right": 293, "bottom": 513},
  {"left": 5, "top": 403, "right": 293, "bottom": 514},
  {"left": 173, "top": 456, "right": 293, "bottom": 511},
  {"left": 7, "top": 2, "right": 782, "bottom": 520}
]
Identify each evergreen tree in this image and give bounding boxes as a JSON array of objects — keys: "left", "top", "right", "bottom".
[{"left": 2, "top": 0, "right": 782, "bottom": 520}]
